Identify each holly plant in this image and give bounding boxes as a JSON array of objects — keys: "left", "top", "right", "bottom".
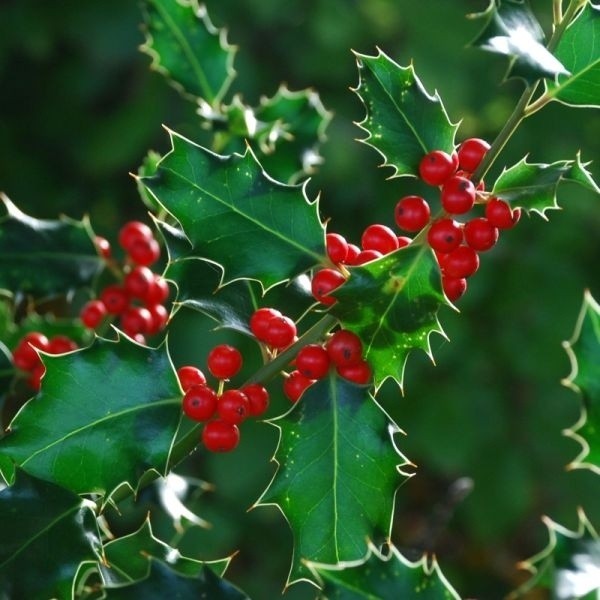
[{"left": 0, "top": 0, "right": 599, "bottom": 598}]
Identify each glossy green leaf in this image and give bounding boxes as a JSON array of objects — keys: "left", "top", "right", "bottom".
[
  {"left": 491, "top": 155, "right": 599, "bottom": 219},
  {"left": 513, "top": 509, "right": 600, "bottom": 599},
  {"left": 140, "top": 0, "right": 236, "bottom": 105},
  {"left": 137, "top": 150, "right": 163, "bottom": 211},
  {"left": 352, "top": 49, "right": 458, "bottom": 178},
  {"left": 0, "top": 336, "right": 182, "bottom": 497},
  {"left": 562, "top": 290, "right": 600, "bottom": 475},
  {"left": 309, "top": 542, "right": 460, "bottom": 599},
  {"left": 104, "top": 559, "right": 250, "bottom": 599},
  {"left": 331, "top": 244, "right": 447, "bottom": 391},
  {"left": 0, "top": 195, "right": 103, "bottom": 299},
  {"left": 546, "top": 3, "right": 600, "bottom": 108},
  {"left": 101, "top": 518, "right": 229, "bottom": 586},
  {"left": 141, "top": 129, "right": 326, "bottom": 290},
  {"left": 0, "top": 469, "right": 101, "bottom": 600},
  {"left": 470, "top": 0, "right": 569, "bottom": 84},
  {"left": 257, "top": 375, "right": 411, "bottom": 583}
]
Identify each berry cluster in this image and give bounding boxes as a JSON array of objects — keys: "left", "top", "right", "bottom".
[
  {"left": 80, "top": 221, "right": 170, "bottom": 343},
  {"left": 179, "top": 344, "right": 269, "bottom": 453},
  {"left": 11, "top": 331, "right": 78, "bottom": 390}
]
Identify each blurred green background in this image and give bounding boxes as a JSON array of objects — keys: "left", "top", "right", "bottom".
[{"left": 1, "top": 1, "right": 598, "bottom": 598}]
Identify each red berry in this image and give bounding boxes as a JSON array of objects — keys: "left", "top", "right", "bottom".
[
  {"left": 419, "top": 150, "right": 456, "bottom": 186},
  {"left": 120, "top": 306, "right": 153, "bottom": 336},
  {"left": 240, "top": 383, "right": 270, "bottom": 417},
  {"left": 177, "top": 366, "right": 207, "bottom": 392},
  {"left": 12, "top": 332, "right": 49, "bottom": 371},
  {"left": 144, "top": 275, "right": 170, "bottom": 306},
  {"left": 95, "top": 236, "right": 111, "bottom": 259},
  {"left": 361, "top": 224, "right": 399, "bottom": 254},
  {"left": 264, "top": 315, "right": 297, "bottom": 349},
  {"left": 80, "top": 299, "right": 107, "bottom": 329},
  {"left": 337, "top": 360, "right": 372, "bottom": 385},
  {"left": 47, "top": 336, "right": 78, "bottom": 354},
  {"left": 283, "top": 370, "right": 315, "bottom": 403},
  {"left": 440, "top": 246, "right": 480, "bottom": 279},
  {"left": 217, "top": 389, "right": 250, "bottom": 424},
  {"left": 128, "top": 237, "right": 161, "bottom": 266},
  {"left": 100, "top": 285, "right": 129, "bottom": 315},
  {"left": 344, "top": 244, "right": 361, "bottom": 265},
  {"left": 130, "top": 333, "right": 147, "bottom": 345},
  {"left": 326, "top": 330, "right": 363, "bottom": 367},
  {"left": 397, "top": 236, "right": 412, "bottom": 248},
  {"left": 124, "top": 265, "right": 154, "bottom": 299},
  {"left": 464, "top": 217, "right": 499, "bottom": 251},
  {"left": 457, "top": 138, "right": 490, "bottom": 173},
  {"left": 311, "top": 268, "right": 346, "bottom": 305},
  {"left": 202, "top": 419, "right": 240, "bottom": 452},
  {"left": 146, "top": 303, "right": 169, "bottom": 334},
  {"left": 442, "top": 276, "right": 467, "bottom": 302},
  {"left": 250, "top": 307, "right": 282, "bottom": 342},
  {"left": 427, "top": 219, "right": 463, "bottom": 254},
  {"left": 441, "top": 176, "right": 476, "bottom": 214},
  {"left": 118, "top": 221, "right": 153, "bottom": 252},
  {"left": 326, "top": 233, "right": 349, "bottom": 264},
  {"left": 182, "top": 385, "right": 217, "bottom": 421},
  {"left": 485, "top": 198, "right": 521, "bottom": 229},
  {"left": 296, "top": 344, "right": 331, "bottom": 379},
  {"left": 28, "top": 362, "right": 46, "bottom": 391},
  {"left": 354, "top": 249, "right": 383, "bottom": 265},
  {"left": 207, "top": 344, "right": 243, "bottom": 379},
  {"left": 394, "top": 196, "right": 431, "bottom": 232}
]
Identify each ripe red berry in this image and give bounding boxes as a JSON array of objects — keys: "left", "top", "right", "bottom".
[
  {"left": 118, "top": 221, "right": 153, "bottom": 252},
  {"left": 177, "top": 366, "right": 207, "bottom": 392},
  {"left": 457, "top": 138, "right": 490, "bottom": 173},
  {"left": 440, "top": 246, "right": 480, "bottom": 279},
  {"left": 311, "top": 269, "right": 346, "bottom": 305},
  {"left": 354, "top": 249, "right": 383, "bottom": 265},
  {"left": 95, "top": 236, "right": 111, "bottom": 259},
  {"left": 264, "top": 315, "right": 297, "bottom": 349},
  {"left": 144, "top": 275, "right": 170, "bottom": 306},
  {"left": 326, "top": 329, "right": 363, "bottom": 367},
  {"left": 100, "top": 285, "right": 129, "bottom": 315},
  {"left": 441, "top": 176, "right": 476, "bottom": 214},
  {"left": 12, "top": 332, "right": 49, "bottom": 371},
  {"left": 397, "top": 236, "right": 412, "bottom": 248},
  {"left": 326, "top": 233, "right": 349, "bottom": 264},
  {"left": 394, "top": 195, "right": 431, "bottom": 232},
  {"left": 47, "top": 335, "right": 78, "bottom": 354},
  {"left": 296, "top": 344, "right": 331, "bottom": 379},
  {"left": 124, "top": 265, "right": 155, "bottom": 299},
  {"left": 217, "top": 389, "right": 250, "bottom": 424},
  {"left": 128, "top": 237, "right": 161, "bottom": 266},
  {"left": 485, "top": 198, "right": 521, "bottom": 229},
  {"left": 337, "top": 360, "right": 372, "bottom": 385},
  {"left": 442, "top": 276, "right": 467, "bottom": 302},
  {"left": 121, "top": 306, "right": 153, "bottom": 336},
  {"left": 146, "top": 303, "right": 169, "bottom": 334},
  {"left": 80, "top": 299, "right": 107, "bottom": 329},
  {"left": 207, "top": 344, "right": 243, "bottom": 379},
  {"left": 28, "top": 362, "right": 46, "bottom": 391},
  {"left": 361, "top": 224, "right": 399, "bottom": 254},
  {"left": 344, "top": 244, "right": 361, "bottom": 265},
  {"left": 419, "top": 150, "right": 456, "bottom": 186},
  {"left": 240, "top": 383, "right": 270, "bottom": 417},
  {"left": 427, "top": 219, "right": 463, "bottom": 254},
  {"left": 250, "top": 307, "right": 282, "bottom": 342},
  {"left": 202, "top": 419, "right": 240, "bottom": 452},
  {"left": 283, "top": 370, "right": 315, "bottom": 403},
  {"left": 182, "top": 385, "right": 217, "bottom": 421},
  {"left": 464, "top": 217, "right": 499, "bottom": 251}
]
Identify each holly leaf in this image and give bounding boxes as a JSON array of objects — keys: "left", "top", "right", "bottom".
[
  {"left": 352, "top": 49, "right": 458, "bottom": 178},
  {"left": 331, "top": 245, "right": 447, "bottom": 391},
  {"left": 562, "top": 290, "right": 600, "bottom": 475},
  {"left": 309, "top": 542, "right": 460, "bottom": 600},
  {"left": 140, "top": 129, "right": 326, "bottom": 291},
  {"left": 0, "top": 194, "right": 104, "bottom": 299},
  {"left": 104, "top": 559, "right": 250, "bottom": 599},
  {"left": 0, "top": 336, "right": 182, "bottom": 498},
  {"left": 256, "top": 375, "right": 412, "bottom": 584},
  {"left": 546, "top": 3, "right": 600, "bottom": 108},
  {"left": 101, "top": 518, "right": 229, "bottom": 586},
  {"left": 140, "top": 0, "right": 236, "bottom": 105},
  {"left": 513, "top": 509, "right": 600, "bottom": 599},
  {"left": 137, "top": 150, "right": 163, "bottom": 212},
  {"left": 491, "top": 155, "right": 599, "bottom": 219},
  {"left": 469, "top": 0, "right": 569, "bottom": 84},
  {"left": 0, "top": 469, "right": 101, "bottom": 600}
]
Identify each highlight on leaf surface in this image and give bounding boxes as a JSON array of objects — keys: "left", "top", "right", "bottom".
[{"left": 561, "top": 290, "right": 600, "bottom": 475}]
